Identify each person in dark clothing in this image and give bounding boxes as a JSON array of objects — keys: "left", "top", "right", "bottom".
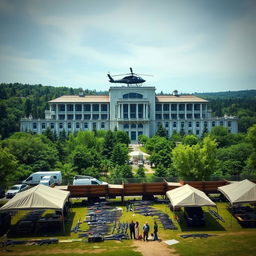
[
  {"left": 153, "top": 221, "right": 158, "bottom": 241},
  {"left": 129, "top": 220, "right": 136, "bottom": 239},
  {"left": 143, "top": 222, "right": 150, "bottom": 241}
]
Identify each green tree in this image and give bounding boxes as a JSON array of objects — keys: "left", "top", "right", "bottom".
[
  {"left": 114, "top": 130, "right": 130, "bottom": 146},
  {"left": 136, "top": 166, "right": 145, "bottom": 178},
  {"left": 156, "top": 124, "right": 168, "bottom": 138},
  {"left": 102, "top": 130, "right": 115, "bottom": 158},
  {"left": 0, "top": 147, "right": 18, "bottom": 186},
  {"left": 54, "top": 162, "right": 76, "bottom": 185},
  {"left": 154, "top": 164, "right": 167, "bottom": 177},
  {"left": 111, "top": 143, "right": 129, "bottom": 166},
  {"left": 182, "top": 134, "right": 198, "bottom": 146},
  {"left": 247, "top": 124, "right": 256, "bottom": 171},
  {"left": 138, "top": 134, "right": 148, "bottom": 145}
]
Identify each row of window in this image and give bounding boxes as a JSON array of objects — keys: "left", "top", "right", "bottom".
[
  {"left": 57, "top": 114, "right": 108, "bottom": 120},
  {"left": 53, "top": 104, "right": 108, "bottom": 112},
  {"left": 155, "top": 103, "right": 206, "bottom": 111},
  {"left": 156, "top": 113, "right": 203, "bottom": 119},
  {"left": 158, "top": 120, "right": 232, "bottom": 129},
  {"left": 33, "top": 122, "right": 106, "bottom": 130},
  {"left": 123, "top": 123, "right": 144, "bottom": 129}
]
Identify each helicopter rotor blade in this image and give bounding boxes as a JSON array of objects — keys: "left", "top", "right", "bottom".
[{"left": 130, "top": 67, "right": 133, "bottom": 75}]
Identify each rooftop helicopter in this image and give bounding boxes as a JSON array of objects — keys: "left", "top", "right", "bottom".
[{"left": 107, "top": 67, "right": 152, "bottom": 86}]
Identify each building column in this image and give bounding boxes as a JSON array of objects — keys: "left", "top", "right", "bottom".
[
  {"left": 65, "top": 104, "right": 67, "bottom": 120},
  {"left": 185, "top": 103, "right": 187, "bottom": 120},
  {"left": 73, "top": 104, "right": 75, "bottom": 120},
  {"left": 136, "top": 103, "right": 138, "bottom": 119},
  {"left": 56, "top": 104, "right": 59, "bottom": 120},
  {"left": 90, "top": 104, "right": 92, "bottom": 120},
  {"left": 192, "top": 103, "right": 195, "bottom": 119},
  {"left": 177, "top": 103, "right": 179, "bottom": 120},
  {"left": 200, "top": 103, "right": 203, "bottom": 119},
  {"left": 128, "top": 103, "right": 130, "bottom": 120}
]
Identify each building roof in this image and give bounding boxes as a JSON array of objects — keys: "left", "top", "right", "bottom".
[
  {"left": 156, "top": 95, "right": 208, "bottom": 103},
  {"left": 49, "top": 95, "right": 110, "bottom": 103}
]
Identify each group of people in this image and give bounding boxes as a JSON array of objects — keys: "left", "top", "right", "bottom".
[{"left": 129, "top": 220, "right": 158, "bottom": 241}]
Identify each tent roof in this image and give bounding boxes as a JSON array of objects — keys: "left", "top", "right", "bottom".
[
  {"left": 0, "top": 185, "right": 70, "bottom": 212},
  {"left": 129, "top": 151, "right": 149, "bottom": 157},
  {"left": 166, "top": 184, "right": 216, "bottom": 208},
  {"left": 218, "top": 179, "right": 256, "bottom": 205}
]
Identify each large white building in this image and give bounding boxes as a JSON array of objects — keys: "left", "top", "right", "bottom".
[{"left": 20, "top": 85, "right": 238, "bottom": 142}]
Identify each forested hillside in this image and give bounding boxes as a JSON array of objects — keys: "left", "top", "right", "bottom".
[{"left": 0, "top": 83, "right": 256, "bottom": 138}]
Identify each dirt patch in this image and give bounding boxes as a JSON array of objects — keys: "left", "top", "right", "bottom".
[
  {"left": 133, "top": 240, "right": 180, "bottom": 256},
  {"left": 0, "top": 248, "right": 106, "bottom": 255}
]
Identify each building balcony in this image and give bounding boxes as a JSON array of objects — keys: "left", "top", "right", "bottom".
[{"left": 117, "top": 117, "right": 149, "bottom": 122}]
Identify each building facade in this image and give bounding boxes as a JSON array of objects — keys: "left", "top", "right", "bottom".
[{"left": 20, "top": 85, "right": 238, "bottom": 142}]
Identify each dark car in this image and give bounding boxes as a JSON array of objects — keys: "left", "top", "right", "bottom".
[
  {"left": 184, "top": 207, "right": 205, "bottom": 227},
  {"left": 0, "top": 187, "right": 5, "bottom": 198}
]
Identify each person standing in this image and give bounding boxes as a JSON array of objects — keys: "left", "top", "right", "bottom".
[
  {"left": 143, "top": 222, "right": 150, "bottom": 241},
  {"left": 129, "top": 220, "right": 136, "bottom": 239},
  {"left": 135, "top": 221, "right": 140, "bottom": 239},
  {"left": 153, "top": 221, "right": 158, "bottom": 241}
]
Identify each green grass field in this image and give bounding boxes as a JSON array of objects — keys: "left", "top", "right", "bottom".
[{"left": 1, "top": 199, "right": 256, "bottom": 256}]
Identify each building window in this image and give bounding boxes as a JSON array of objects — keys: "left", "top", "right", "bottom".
[
  {"left": 171, "top": 114, "right": 177, "bottom": 119},
  {"left": 101, "top": 114, "right": 108, "bottom": 120},
  {"left": 84, "top": 123, "right": 88, "bottom": 129},
  {"left": 138, "top": 123, "right": 143, "bottom": 129},
  {"left": 92, "top": 114, "right": 99, "bottom": 120},
  {"left": 75, "top": 114, "right": 82, "bottom": 120},
  {"left": 179, "top": 104, "right": 185, "bottom": 111},
  {"left": 123, "top": 104, "right": 128, "bottom": 119},
  {"left": 67, "top": 114, "right": 73, "bottom": 120},
  {"left": 181, "top": 122, "right": 184, "bottom": 128},
  {"left": 164, "top": 114, "right": 169, "bottom": 120},
  {"left": 58, "top": 114, "right": 65, "bottom": 120},
  {"left": 50, "top": 123, "right": 54, "bottom": 129},
  {"left": 84, "top": 114, "right": 91, "bottom": 120},
  {"left": 52, "top": 105, "right": 56, "bottom": 111},
  {"left": 179, "top": 114, "right": 185, "bottom": 119},
  {"left": 92, "top": 104, "right": 99, "bottom": 111},
  {"left": 75, "top": 104, "right": 82, "bottom": 111},
  {"left": 59, "top": 123, "right": 63, "bottom": 129},
  {"left": 194, "top": 114, "right": 200, "bottom": 119},
  {"left": 212, "top": 121, "right": 215, "bottom": 127},
  {"left": 171, "top": 104, "right": 177, "bottom": 111},
  {"left": 163, "top": 104, "right": 169, "bottom": 111},
  {"left": 228, "top": 121, "right": 231, "bottom": 127},
  {"left": 165, "top": 122, "right": 169, "bottom": 128},
  {"left": 220, "top": 121, "right": 223, "bottom": 126},
  {"left": 156, "top": 114, "right": 162, "bottom": 120},
  {"left": 156, "top": 104, "right": 162, "bottom": 111},
  {"left": 196, "top": 121, "right": 200, "bottom": 128},
  {"left": 188, "top": 122, "right": 192, "bottom": 128},
  {"left": 42, "top": 123, "right": 46, "bottom": 129},
  {"left": 101, "top": 104, "right": 108, "bottom": 111},
  {"left": 194, "top": 104, "right": 200, "bottom": 110},
  {"left": 130, "top": 104, "right": 136, "bottom": 118},
  {"left": 68, "top": 123, "right": 72, "bottom": 129},
  {"left": 58, "top": 104, "right": 65, "bottom": 111},
  {"left": 187, "top": 114, "right": 192, "bottom": 119},
  {"left": 123, "top": 93, "right": 143, "bottom": 99},
  {"left": 173, "top": 122, "right": 177, "bottom": 128},
  {"left": 204, "top": 121, "right": 207, "bottom": 127},
  {"left": 138, "top": 131, "right": 143, "bottom": 137},
  {"left": 131, "top": 124, "right": 136, "bottom": 129},
  {"left": 101, "top": 122, "right": 105, "bottom": 129},
  {"left": 67, "top": 104, "right": 73, "bottom": 111},
  {"left": 84, "top": 104, "right": 91, "bottom": 111},
  {"left": 131, "top": 131, "right": 136, "bottom": 140},
  {"left": 33, "top": 123, "right": 37, "bottom": 129},
  {"left": 93, "top": 122, "right": 97, "bottom": 129},
  {"left": 124, "top": 124, "right": 129, "bottom": 129},
  {"left": 138, "top": 104, "right": 143, "bottom": 118},
  {"left": 187, "top": 104, "right": 192, "bottom": 111},
  {"left": 196, "top": 130, "right": 200, "bottom": 135}
]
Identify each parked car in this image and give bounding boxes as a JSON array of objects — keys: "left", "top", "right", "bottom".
[
  {"left": 39, "top": 175, "right": 55, "bottom": 186},
  {"left": 5, "top": 184, "right": 29, "bottom": 198},
  {"left": 184, "top": 207, "right": 205, "bottom": 227},
  {"left": 0, "top": 187, "right": 5, "bottom": 198},
  {"left": 73, "top": 175, "right": 108, "bottom": 185}
]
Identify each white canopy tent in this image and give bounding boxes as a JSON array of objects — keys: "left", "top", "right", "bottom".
[
  {"left": 129, "top": 151, "right": 149, "bottom": 161},
  {"left": 218, "top": 179, "right": 256, "bottom": 205},
  {"left": 0, "top": 184, "right": 70, "bottom": 212},
  {"left": 166, "top": 184, "right": 216, "bottom": 209}
]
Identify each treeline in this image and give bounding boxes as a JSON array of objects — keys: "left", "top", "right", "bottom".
[
  {"left": 0, "top": 129, "right": 132, "bottom": 187},
  {"left": 139, "top": 124, "right": 256, "bottom": 181}
]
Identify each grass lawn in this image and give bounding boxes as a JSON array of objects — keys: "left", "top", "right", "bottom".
[{"left": 1, "top": 199, "right": 256, "bottom": 256}]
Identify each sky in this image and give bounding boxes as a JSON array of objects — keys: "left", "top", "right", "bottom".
[{"left": 0, "top": 0, "right": 256, "bottom": 93}]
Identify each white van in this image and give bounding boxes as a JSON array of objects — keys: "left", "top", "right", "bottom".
[
  {"left": 23, "top": 171, "right": 62, "bottom": 185},
  {"left": 73, "top": 175, "right": 108, "bottom": 185},
  {"left": 39, "top": 176, "right": 54, "bottom": 186}
]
